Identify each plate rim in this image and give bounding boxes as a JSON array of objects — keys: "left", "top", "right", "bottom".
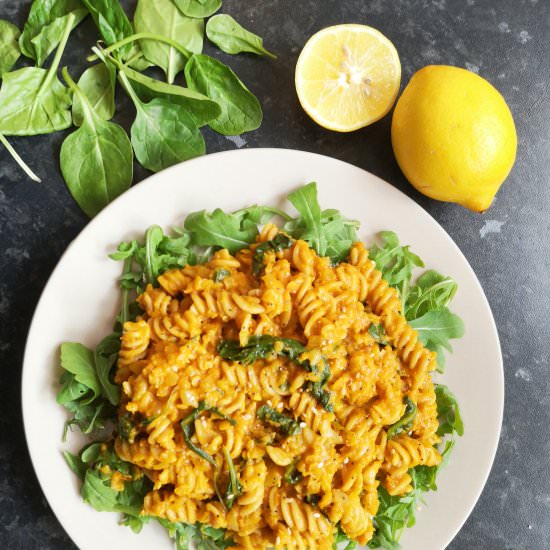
[{"left": 21, "top": 147, "right": 504, "bottom": 549}]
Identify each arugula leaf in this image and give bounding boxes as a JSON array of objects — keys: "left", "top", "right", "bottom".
[
  {"left": 284, "top": 182, "right": 360, "bottom": 263},
  {"left": 134, "top": 0, "right": 203, "bottom": 83},
  {"left": 257, "top": 405, "right": 301, "bottom": 436},
  {"left": 405, "top": 270, "right": 458, "bottom": 319},
  {"left": 369, "top": 231, "right": 424, "bottom": 305},
  {"left": 185, "top": 54, "right": 262, "bottom": 136},
  {"left": 60, "top": 67, "right": 133, "bottom": 217},
  {"left": 72, "top": 63, "right": 116, "bottom": 127},
  {"left": 206, "top": 14, "right": 276, "bottom": 59},
  {"left": 121, "top": 72, "right": 205, "bottom": 172},
  {"left": 94, "top": 332, "right": 121, "bottom": 406},
  {"left": 387, "top": 397, "right": 417, "bottom": 439},
  {"left": 0, "top": 13, "right": 74, "bottom": 136},
  {"left": 0, "top": 20, "right": 21, "bottom": 76},
  {"left": 19, "top": 0, "right": 87, "bottom": 67},
  {"left": 408, "top": 308, "right": 465, "bottom": 354},
  {"left": 174, "top": 0, "right": 222, "bottom": 18},
  {"left": 334, "top": 524, "right": 357, "bottom": 550},
  {"left": 435, "top": 384, "right": 464, "bottom": 437},
  {"left": 159, "top": 520, "right": 235, "bottom": 550},
  {"left": 81, "top": 0, "right": 133, "bottom": 59},
  {"left": 59, "top": 343, "right": 101, "bottom": 399}
]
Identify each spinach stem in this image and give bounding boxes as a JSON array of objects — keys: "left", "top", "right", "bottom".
[
  {"left": 39, "top": 12, "right": 75, "bottom": 96},
  {"left": 87, "top": 33, "right": 191, "bottom": 63},
  {"left": 61, "top": 67, "right": 96, "bottom": 129},
  {"left": 0, "top": 133, "right": 41, "bottom": 182}
]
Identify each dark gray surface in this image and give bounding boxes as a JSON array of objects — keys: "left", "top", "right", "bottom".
[{"left": 1, "top": 1, "right": 548, "bottom": 549}]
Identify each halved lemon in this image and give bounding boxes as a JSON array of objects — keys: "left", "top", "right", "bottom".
[{"left": 295, "top": 24, "right": 401, "bottom": 132}]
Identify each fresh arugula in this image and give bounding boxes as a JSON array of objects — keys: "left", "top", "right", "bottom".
[
  {"left": 72, "top": 63, "right": 116, "bottom": 127},
  {"left": 174, "top": 0, "right": 222, "bottom": 19},
  {"left": 19, "top": 0, "right": 87, "bottom": 67},
  {"left": 206, "top": 14, "right": 276, "bottom": 59},
  {"left": 134, "top": 0, "right": 203, "bottom": 83},
  {"left": 284, "top": 182, "right": 360, "bottom": 263},
  {"left": 435, "top": 384, "right": 464, "bottom": 437},
  {"left": 334, "top": 525, "right": 357, "bottom": 550},
  {"left": 369, "top": 230, "right": 464, "bottom": 371},
  {"left": 64, "top": 441, "right": 152, "bottom": 521},
  {"left": 158, "top": 519, "right": 235, "bottom": 550},
  {"left": 185, "top": 54, "right": 262, "bottom": 136},
  {"left": 387, "top": 397, "right": 417, "bottom": 439},
  {"left": 0, "top": 13, "right": 74, "bottom": 135},
  {"left": 257, "top": 405, "right": 302, "bottom": 436},
  {"left": 0, "top": 20, "right": 21, "bottom": 76},
  {"left": 60, "top": 67, "right": 133, "bottom": 217}
]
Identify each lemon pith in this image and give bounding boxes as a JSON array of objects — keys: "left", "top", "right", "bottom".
[
  {"left": 391, "top": 65, "right": 517, "bottom": 212},
  {"left": 295, "top": 24, "right": 401, "bottom": 132}
]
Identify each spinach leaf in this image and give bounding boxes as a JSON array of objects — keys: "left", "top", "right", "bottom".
[
  {"left": 0, "top": 13, "right": 74, "bottom": 136},
  {"left": 252, "top": 233, "right": 293, "bottom": 275},
  {"left": 112, "top": 59, "right": 220, "bottom": 127},
  {"left": 60, "top": 67, "right": 133, "bottom": 217},
  {"left": 435, "top": 384, "right": 464, "bottom": 437},
  {"left": 284, "top": 461, "right": 302, "bottom": 485},
  {"left": 257, "top": 405, "right": 301, "bottom": 436},
  {"left": 120, "top": 72, "right": 205, "bottom": 172},
  {"left": 174, "top": 0, "right": 222, "bottom": 18},
  {"left": 81, "top": 0, "right": 133, "bottom": 59},
  {"left": 72, "top": 63, "right": 116, "bottom": 127},
  {"left": 0, "top": 20, "right": 21, "bottom": 76},
  {"left": 134, "top": 0, "right": 203, "bottom": 83},
  {"left": 283, "top": 182, "right": 360, "bottom": 262},
  {"left": 206, "top": 14, "right": 276, "bottom": 59},
  {"left": 19, "top": 0, "right": 87, "bottom": 67},
  {"left": 218, "top": 336, "right": 332, "bottom": 411},
  {"left": 387, "top": 397, "right": 417, "bottom": 439},
  {"left": 125, "top": 38, "right": 153, "bottom": 71},
  {"left": 222, "top": 448, "right": 243, "bottom": 510},
  {"left": 369, "top": 231, "right": 424, "bottom": 305},
  {"left": 185, "top": 54, "right": 262, "bottom": 136},
  {"left": 0, "top": 133, "right": 41, "bottom": 182}
]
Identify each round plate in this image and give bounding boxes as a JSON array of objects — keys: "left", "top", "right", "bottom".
[{"left": 22, "top": 148, "right": 503, "bottom": 550}]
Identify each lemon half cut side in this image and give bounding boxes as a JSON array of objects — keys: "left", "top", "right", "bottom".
[{"left": 295, "top": 24, "right": 401, "bottom": 132}]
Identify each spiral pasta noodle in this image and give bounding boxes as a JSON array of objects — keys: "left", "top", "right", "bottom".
[{"left": 113, "top": 232, "right": 442, "bottom": 548}]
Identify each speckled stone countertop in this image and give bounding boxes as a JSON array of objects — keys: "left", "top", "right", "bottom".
[{"left": 1, "top": 1, "right": 549, "bottom": 549}]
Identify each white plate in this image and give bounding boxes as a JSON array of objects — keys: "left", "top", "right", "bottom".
[{"left": 22, "top": 148, "right": 503, "bottom": 550}]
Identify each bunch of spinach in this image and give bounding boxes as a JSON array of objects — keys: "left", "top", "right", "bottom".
[{"left": 0, "top": 0, "right": 275, "bottom": 216}]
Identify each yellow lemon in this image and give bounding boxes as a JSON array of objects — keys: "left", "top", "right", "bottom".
[
  {"left": 391, "top": 65, "right": 517, "bottom": 212},
  {"left": 295, "top": 24, "right": 401, "bottom": 132}
]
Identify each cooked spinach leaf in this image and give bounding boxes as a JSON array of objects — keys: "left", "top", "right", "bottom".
[
  {"left": 284, "top": 461, "right": 302, "bottom": 485},
  {"left": 222, "top": 448, "right": 243, "bottom": 510},
  {"left": 257, "top": 405, "right": 301, "bottom": 436},
  {"left": 213, "top": 268, "right": 230, "bottom": 282},
  {"left": 185, "top": 54, "right": 262, "bottom": 136},
  {"left": 0, "top": 20, "right": 21, "bottom": 76},
  {"left": 206, "top": 14, "right": 276, "bottom": 59},
  {"left": 252, "top": 233, "right": 293, "bottom": 275},
  {"left": 387, "top": 397, "right": 417, "bottom": 439}
]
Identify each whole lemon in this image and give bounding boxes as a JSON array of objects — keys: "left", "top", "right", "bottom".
[{"left": 391, "top": 65, "right": 517, "bottom": 212}]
